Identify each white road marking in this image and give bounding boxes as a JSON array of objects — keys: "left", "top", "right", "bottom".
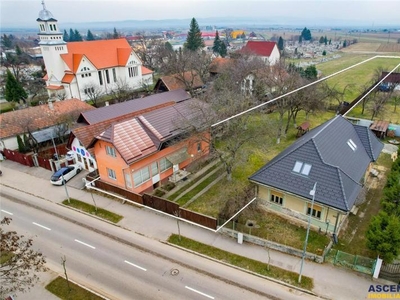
[
  {"left": 124, "top": 260, "right": 147, "bottom": 271},
  {"left": 74, "top": 239, "right": 96, "bottom": 249},
  {"left": 32, "top": 222, "right": 51, "bottom": 231},
  {"left": 185, "top": 286, "right": 215, "bottom": 299},
  {"left": 1, "top": 209, "right": 13, "bottom": 215}
]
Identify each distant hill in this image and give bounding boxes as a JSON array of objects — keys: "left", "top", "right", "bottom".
[{"left": 3, "top": 16, "right": 399, "bottom": 35}]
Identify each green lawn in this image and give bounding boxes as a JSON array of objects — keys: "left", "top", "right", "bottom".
[
  {"left": 168, "top": 234, "right": 314, "bottom": 291},
  {"left": 332, "top": 153, "right": 394, "bottom": 257},
  {"left": 46, "top": 276, "right": 104, "bottom": 300},
  {"left": 62, "top": 198, "right": 123, "bottom": 223}
]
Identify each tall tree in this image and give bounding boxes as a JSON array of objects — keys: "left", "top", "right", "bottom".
[
  {"left": 301, "top": 27, "right": 312, "bottom": 41},
  {"left": 1, "top": 34, "right": 14, "bottom": 49},
  {"left": 63, "top": 29, "right": 69, "bottom": 42},
  {"left": 184, "top": 18, "right": 204, "bottom": 51},
  {"left": 0, "top": 217, "right": 47, "bottom": 297},
  {"left": 277, "top": 36, "right": 284, "bottom": 51},
  {"left": 86, "top": 30, "right": 95, "bottom": 41},
  {"left": 212, "top": 30, "right": 222, "bottom": 55},
  {"left": 4, "top": 69, "right": 28, "bottom": 104},
  {"left": 113, "top": 27, "right": 119, "bottom": 39},
  {"left": 74, "top": 29, "right": 83, "bottom": 41},
  {"left": 366, "top": 211, "right": 400, "bottom": 263},
  {"left": 69, "top": 28, "right": 75, "bottom": 42}
]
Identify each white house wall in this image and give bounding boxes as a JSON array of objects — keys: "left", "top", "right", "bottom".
[
  {"left": 70, "top": 137, "right": 97, "bottom": 172},
  {"left": 268, "top": 46, "right": 281, "bottom": 65}
]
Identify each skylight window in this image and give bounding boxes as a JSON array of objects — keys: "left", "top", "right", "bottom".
[
  {"left": 347, "top": 139, "right": 357, "bottom": 151},
  {"left": 292, "top": 161, "right": 312, "bottom": 176}
]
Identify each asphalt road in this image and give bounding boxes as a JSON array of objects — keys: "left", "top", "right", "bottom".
[{"left": 0, "top": 187, "right": 318, "bottom": 300}]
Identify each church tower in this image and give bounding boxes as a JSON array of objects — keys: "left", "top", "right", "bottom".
[{"left": 37, "top": 0, "right": 67, "bottom": 91}]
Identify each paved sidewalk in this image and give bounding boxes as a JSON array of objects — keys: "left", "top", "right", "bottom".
[{"left": 0, "top": 159, "right": 393, "bottom": 300}]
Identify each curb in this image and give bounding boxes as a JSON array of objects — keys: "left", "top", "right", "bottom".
[{"left": 164, "top": 241, "right": 328, "bottom": 299}]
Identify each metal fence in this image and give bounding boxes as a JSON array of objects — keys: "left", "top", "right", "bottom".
[{"left": 324, "top": 248, "right": 376, "bottom": 275}]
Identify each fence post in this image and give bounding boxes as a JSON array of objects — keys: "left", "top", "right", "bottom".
[
  {"left": 353, "top": 255, "right": 358, "bottom": 270},
  {"left": 334, "top": 250, "right": 340, "bottom": 265}
]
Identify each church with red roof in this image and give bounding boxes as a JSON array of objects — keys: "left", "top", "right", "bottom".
[{"left": 37, "top": 1, "right": 153, "bottom": 101}]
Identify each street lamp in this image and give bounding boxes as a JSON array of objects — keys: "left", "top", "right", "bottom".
[{"left": 298, "top": 182, "right": 317, "bottom": 283}]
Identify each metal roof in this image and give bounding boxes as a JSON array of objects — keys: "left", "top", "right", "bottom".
[
  {"left": 249, "top": 115, "right": 384, "bottom": 212},
  {"left": 79, "top": 89, "right": 191, "bottom": 125}
]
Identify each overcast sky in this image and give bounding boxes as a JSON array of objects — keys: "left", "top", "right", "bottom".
[{"left": 1, "top": 0, "right": 400, "bottom": 28}]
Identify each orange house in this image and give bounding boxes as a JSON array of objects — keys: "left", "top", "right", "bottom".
[{"left": 89, "top": 99, "right": 210, "bottom": 194}]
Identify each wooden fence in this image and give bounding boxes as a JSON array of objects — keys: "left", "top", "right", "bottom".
[{"left": 86, "top": 175, "right": 217, "bottom": 230}]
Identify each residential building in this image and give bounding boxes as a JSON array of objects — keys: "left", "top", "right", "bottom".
[
  {"left": 67, "top": 89, "right": 193, "bottom": 173},
  {"left": 249, "top": 115, "right": 383, "bottom": 234},
  {"left": 0, "top": 99, "right": 95, "bottom": 151},
  {"left": 241, "top": 41, "right": 281, "bottom": 65},
  {"left": 36, "top": 2, "right": 153, "bottom": 101},
  {"left": 88, "top": 98, "right": 210, "bottom": 194}
]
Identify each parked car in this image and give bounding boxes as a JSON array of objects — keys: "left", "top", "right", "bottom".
[{"left": 50, "top": 164, "right": 82, "bottom": 185}]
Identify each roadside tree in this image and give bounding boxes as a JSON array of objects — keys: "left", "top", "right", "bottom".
[{"left": 0, "top": 217, "right": 47, "bottom": 297}]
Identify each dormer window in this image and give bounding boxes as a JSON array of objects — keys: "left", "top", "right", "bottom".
[
  {"left": 293, "top": 161, "right": 312, "bottom": 176},
  {"left": 347, "top": 139, "right": 357, "bottom": 151}
]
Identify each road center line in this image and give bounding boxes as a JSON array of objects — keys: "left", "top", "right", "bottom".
[
  {"left": 1, "top": 209, "right": 13, "bottom": 215},
  {"left": 32, "top": 222, "right": 51, "bottom": 231},
  {"left": 124, "top": 260, "right": 147, "bottom": 271},
  {"left": 185, "top": 286, "right": 214, "bottom": 299},
  {"left": 74, "top": 239, "right": 96, "bottom": 249}
]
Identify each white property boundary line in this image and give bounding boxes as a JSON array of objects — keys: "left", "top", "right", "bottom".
[
  {"left": 211, "top": 55, "right": 400, "bottom": 127},
  {"left": 85, "top": 55, "right": 400, "bottom": 233}
]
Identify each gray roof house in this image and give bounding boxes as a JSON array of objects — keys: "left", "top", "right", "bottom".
[{"left": 249, "top": 115, "right": 383, "bottom": 233}]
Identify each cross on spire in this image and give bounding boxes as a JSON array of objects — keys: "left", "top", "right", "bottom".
[{"left": 41, "top": 0, "right": 46, "bottom": 10}]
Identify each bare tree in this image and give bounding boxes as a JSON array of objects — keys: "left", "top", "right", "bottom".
[
  {"left": 109, "top": 79, "right": 135, "bottom": 103},
  {"left": 370, "top": 91, "right": 391, "bottom": 120},
  {"left": 0, "top": 217, "right": 47, "bottom": 297},
  {"left": 82, "top": 83, "right": 104, "bottom": 107}
]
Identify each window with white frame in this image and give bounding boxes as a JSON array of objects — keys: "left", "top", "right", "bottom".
[
  {"left": 105, "top": 145, "right": 116, "bottom": 157},
  {"left": 107, "top": 168, "right": 117, "bottom": 180},
  {"left": 270, "top": 191, "right": 283, "bottom": 205},
  {"left": 151, "top": 162, "right": 158, "bottom": 176},
  {"left": 159, "top": 158, "right": 172, "bottom": 172},
  {"left": 112, "top": 68, "right": 117, "bottom": 82},
  {"left": 133, "top": 167, "right": 150, "bottom": 187},
  {"left": 128, "top": 66, "right": 138, "bottom": 78}
]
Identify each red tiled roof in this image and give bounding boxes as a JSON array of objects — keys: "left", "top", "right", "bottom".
[
  {"left": 98, "top": 118, "right": 158, "bottom": 164},
  {"left": 74, "top": 101, "right": 176, "bottom": 148},
  {"left": 60, "top": 39, "right": 133, "bottom": 71},
  {"left": 0, "top": 99, "right": 95, "bottom": 139},
  {"left": 46, "top": 85, "right": 64, "bottom": 90},
  {"left": 209, "top": 57, "right": 233, "bottom": 74},
  {"left": 242, "top": 41, "right": 277, "bottom": 57},
  {"left": 92, "top": 98, "right": 209, "bottom": 164},
  {"left": 62, "top": 74, "right": 75, "bottom": 83},
  {"left": 141, "top": 66, "right": 153, "bottom": 75},
  {"left": 155, "top": 71, "right": 204, "bottom": 91}
]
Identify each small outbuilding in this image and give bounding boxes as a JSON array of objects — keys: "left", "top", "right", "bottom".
[{"left": 369, "top": 120, "right": 389, "bottom": 139}]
